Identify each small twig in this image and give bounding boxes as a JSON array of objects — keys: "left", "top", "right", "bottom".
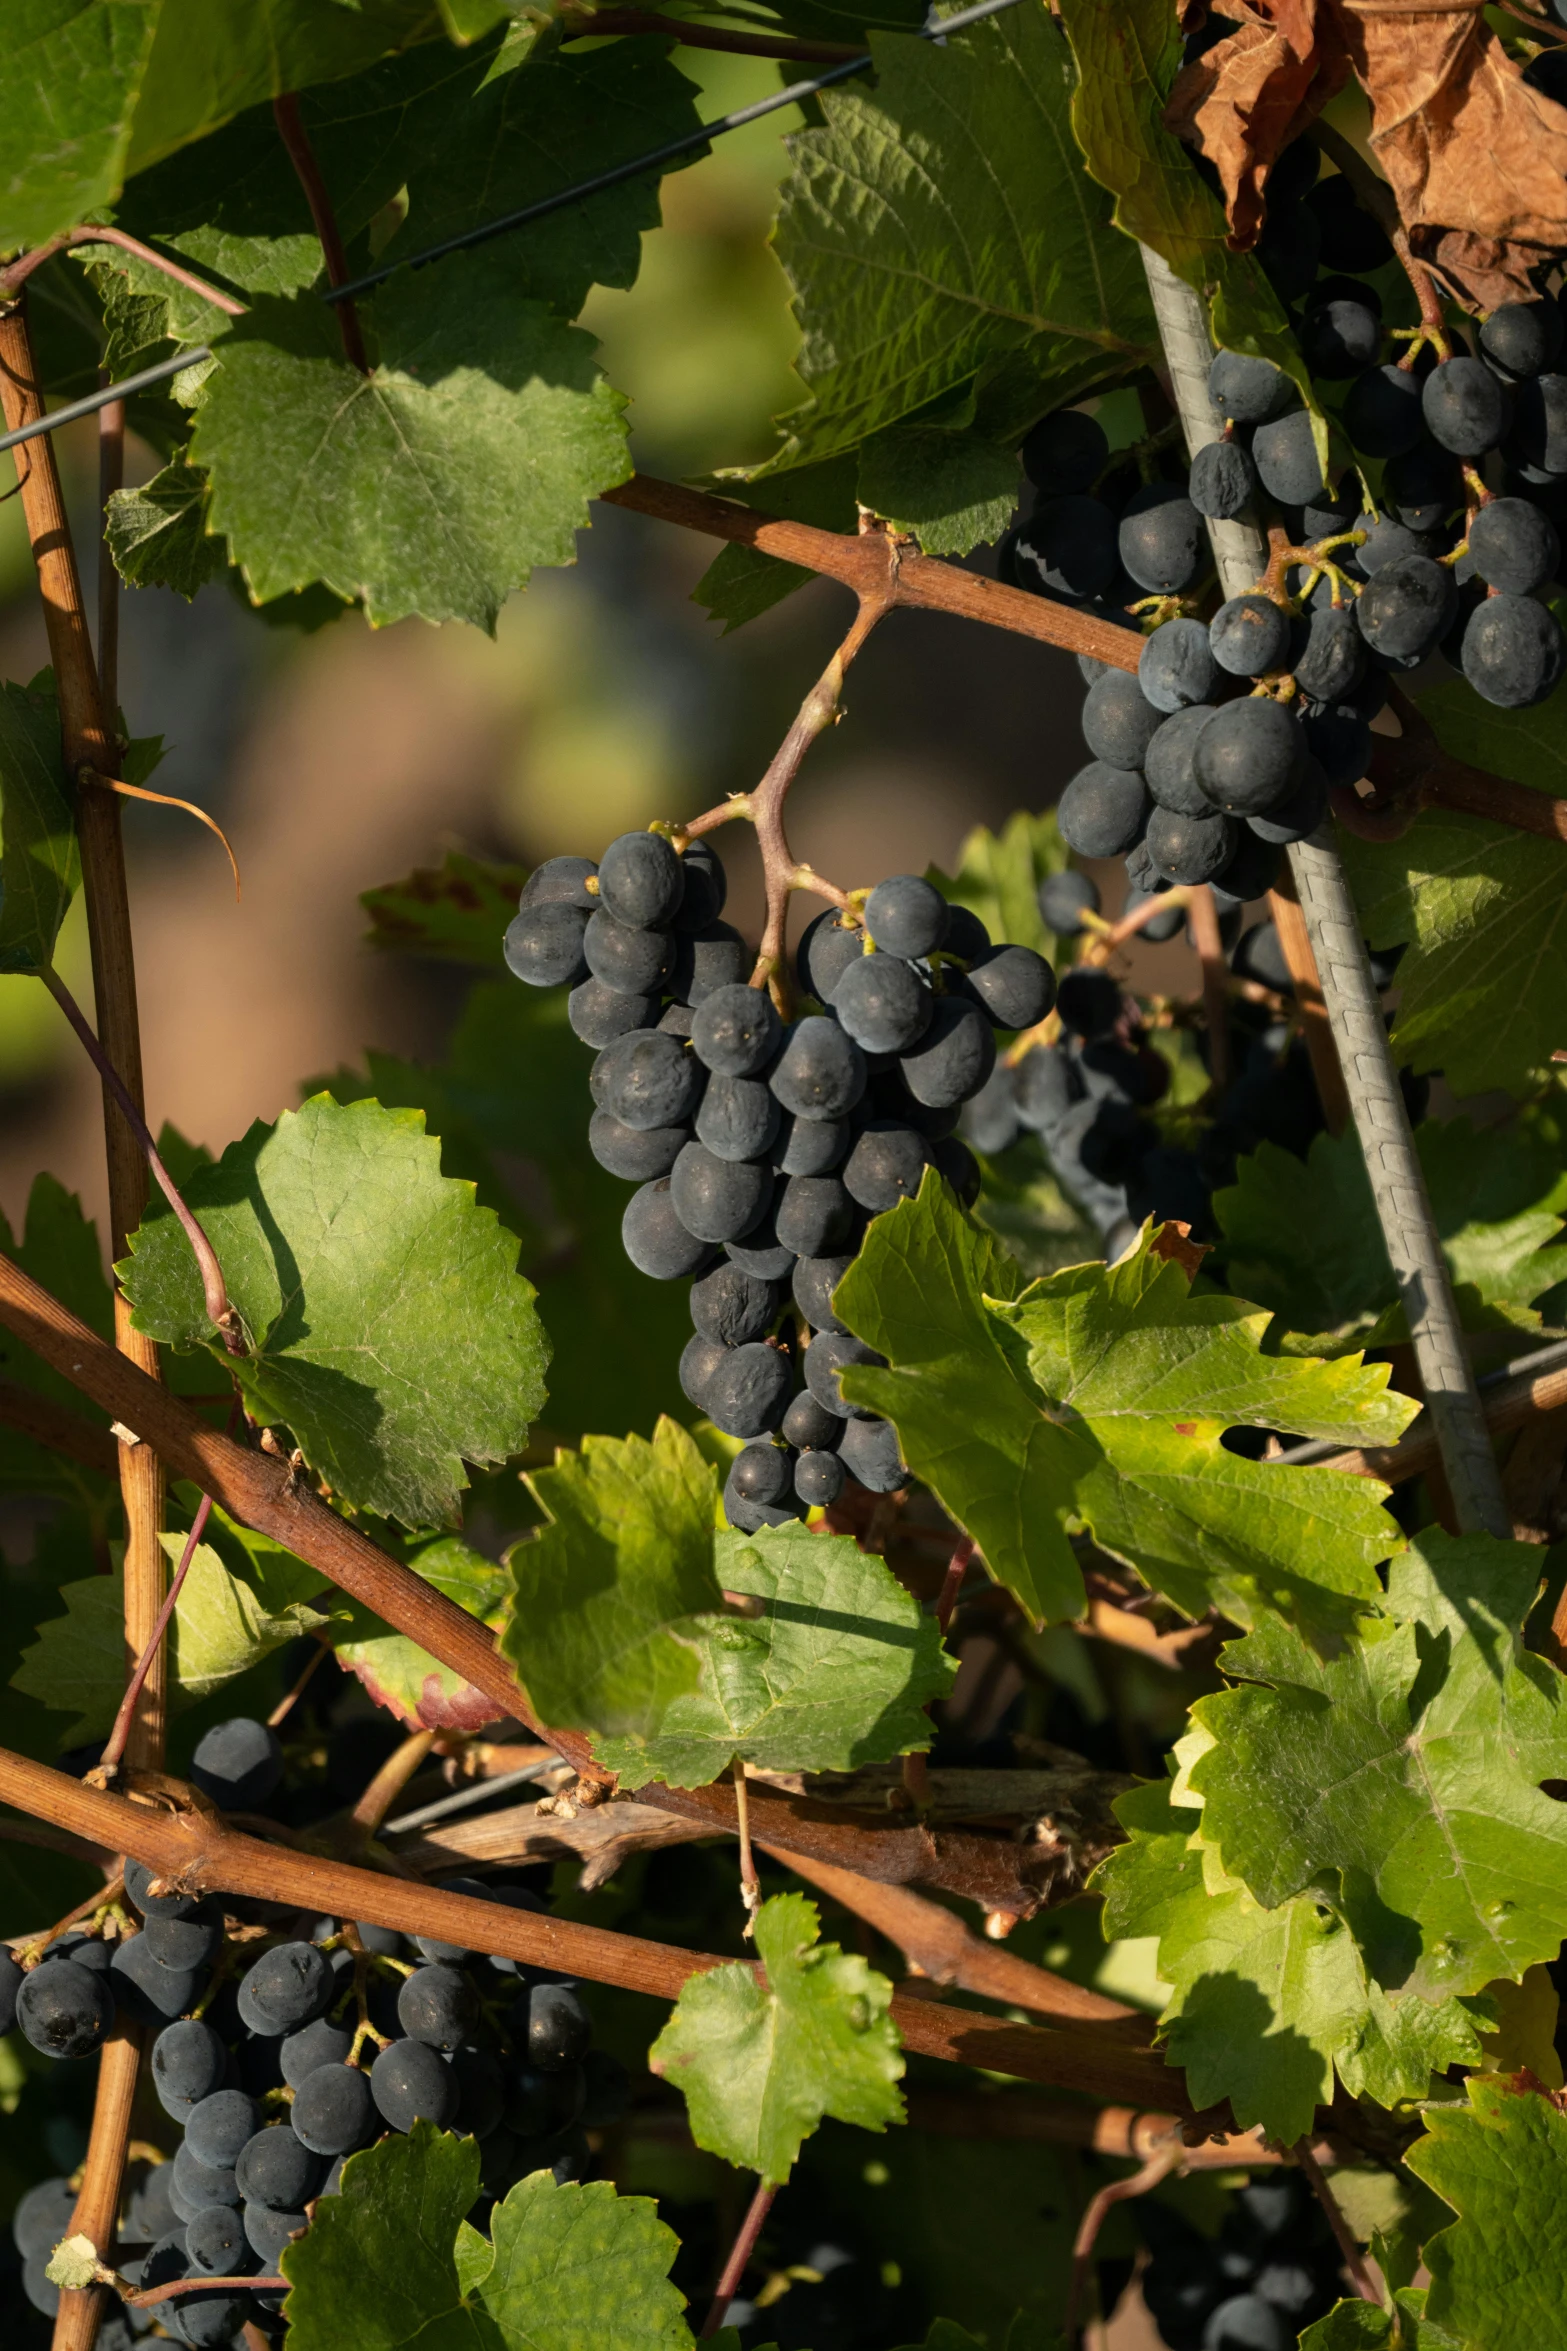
[
  {"left": 0, "top": 226, "right": 248, "bottom": 313},
  {"left": 1183, "top": 884, "right": 1230, "bottom": 1092},
  {"left": 90, "top": 1493, "right": 216, "bottom": 1786},
  {"left": 267, "top": 1631, "right": 333, "bottom": 1728},
  {"left": 100, "top": 775, "right": 242, "bottom": 898},
  {"left": 39, "top": 965, "right": 244, "bottom": 1355},
  {"left": 934, "top": 1536, "right": 975, "bottom": 1635},
  {"left": 560, "top": 6, "right": 862, "bottom": 59},
  {"left": 349, "top": 1729, "right": 436, "bottom": 1837},
  {"left": 272, "top": 94, "right": 370, "bottom": 373},
  {"left": 733, "top": 1759, "right": 761, "bottom": 1934},
  {"left": 97, "top": 387, "right": 123, "bottom": 723},
  {"left": 700, "top": 2176, "right": 778, "bottom": 2338},
  {"left": 1063, "top": 2139, "right": 1184, "bottom": 2339},
  {"left": 1295, "top": 2139, "right": 1381, "bottom": 2303},
  {"left": 16, "top": 1877, "right": 126, "bottom": 1966},
  {"left": 125, "top": 2273, "right": 287, "bottom": 2308}
]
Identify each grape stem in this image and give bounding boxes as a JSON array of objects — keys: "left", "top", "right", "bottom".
[
  {"left": 272, "top": 94, "right": 370, "bottom": 375},
  {"left": 700, "top": 2176, "right": 778, "bottom": 2338},
  {"left": 122, "top": 2273, "right": 288, "bottom": 2308},
  {"left": 1063, "top": 2136, "right": 1184, "bottom": 2339},
  {"left": 349, "top": 1730, "right": 437, "bottom": 1838},
  {"left": 89, "top": 1489, "right": 218, "bottom": 1786},
  {"left": 1294, "top": 2138, "right": 1382, "bottom": 2302}
]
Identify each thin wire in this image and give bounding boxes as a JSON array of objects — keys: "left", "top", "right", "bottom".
[
  {"left": 0, "top": 347, "right": 212, "bottom": 457},
  {"left": 324, "top": 0, "right": 1030, "bottom": 303},
  {"left": 381, "top": 1756, "right": 562, "bottom": 1834}
]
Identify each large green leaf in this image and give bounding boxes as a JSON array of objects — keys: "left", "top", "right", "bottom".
[
  {"left": 472, "top": 2171, "right": 692, "bottom": 2351},
  {"left": 771, "top": 5, "right": 1158, "bottom": 466},
  {"left": 1095, "top": 1774, "right": 1484, "bottom": 2145},
  {"left": 1406, "top": 2076, "right": 1567, "bottom": 2350},
  {"left": 650, "top": 1892, "right": 904, "bottom": 2184},
  {"left": 0, "top": 682, "right": 81, "bottom": 976},
  {"left": 332, "top": 1534, "right": 513, "bottom": 1733},
  {"left": 0, "top": 1176, "right": 116, "bottom": 1514},
  {"left": 1190, "top": 1531, "right": 1567, "bottom": 2003},
  {"left": 593, "top": 1521, "right": 956, "bottom": 1790},
  {"left": 1215, "top": 1117, "right": 1567, "bottom": 1345},
  {"left": 0, "top": 0, "right": 160, "bottom": 251},
  {"left": 856, "top": 425, "right": 1021, "bottom": 558},
  {"left": 104, "top": 458, "right": 228, "bottom": 600},
  {"left": 119, "top": 1093, "right": 548, "bottom": 1528},
  {"left": 836, "top": 1178, "right": 1415, "bottom": 1636},
  {"left": 504, "top": 1420, "right": 723, "bottom": 1741},
  {"left": 1341, "top": 677, "right": 1567, "bottom": 1098},
  {"left": 1057, "top": 0, "right": 1318, "bottom": 437},
  {"left": 189, "top": 250, "right": 629, "bottom": 630}
]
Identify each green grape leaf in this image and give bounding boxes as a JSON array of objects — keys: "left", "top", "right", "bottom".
[
  {"left": 772, "top": 5, "right": 1157, "bottom": 466},
  {"left": 1057, "top": 0, "right": 1319, "bottom": 443},
  {"left": 1095, "top": 1776, "right": 1483, "bottom": 2145},
  {"left": 1341, "top": 676, "right": 1567, "bottom": 1098},
  {"left": 362, "top": 853, "right": 527, "bottom": 967},
  {"left": 189, "top": 250, "right": 629, "bottom": 630},
  {"left": 0, "top": 0, "right": 160, "bottom": 251},
  {"left": 0, "top": 1176, "right": 116, "bottom": 1512},
  {"left": 1190, "top": 1530, "right": 1567, "bottom": 2002},
  {"left": 650, "top": 1891, "right": 904, "bottom": 2183},
  {"left": 119, "top": 1093, "right": 548, "bottom": 1528},
  {"left": 690, "top": 456, "right": 859, "bottom": 635},
  {"left": 1407, "top": 2075, "right": 1567, "bottom": 2351},
  {"left": 1299, "top": 2307, "right": 1396, "bottom": 2351},
  {"left": 0, "top": 680, "right": 82, "bottom": 975},
  {"left": 104, "top": 459, "right": 228, "bottom": 600},
  {"left": 475, "top": 2170, "right": 692, "bottom": 2351},
  {"left": 333, "top": 1533, "right": 514, "bottom": 1733},
  {"left": 592, "top": 1521, "right": 956, "bottom": 1790},
  {"left": 11, "top": 1533, "right": 336, "bottom": 1746},
  {"left": 1215, "top": 1117, "right": 1567, "bottom": 1345},
  {"left": 856, "top": 427, "right": 1021, "bottom": 558},
  {"left": 504, "top": 1420, "right": 723, "bottom": 1740},
  {"left": 836, "top": 1178, "right": 1415, "bottom": 1635},
  {"left": 927, "top": 809, "right": 1068, "bottom": 967},
  {"left": 280, "top": 2119, "right": 489, "bottom": 2351}
]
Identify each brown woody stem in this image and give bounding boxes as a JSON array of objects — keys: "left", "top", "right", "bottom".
[
  {"left": 1064, "top": 2139, "right": 1184, "bottom": 2338},
  {"left": 701, "top": 2177, "right": 777, "bottom": 2338},
  {"left": 272, "top": 94, "right": 370, "bottom": 374},
  {"left": 55, "top": 2020, "right": 142, "bottom": 2351},
  {"left": 350, "top": 1731, "right": 436, "bottom": 1836},
  {"left": 93, "top": 1494, "right": 216, "bottom": 1784}
]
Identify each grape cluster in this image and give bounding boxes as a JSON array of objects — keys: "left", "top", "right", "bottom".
[
  {"left": 1009, "top": 145, "right": 1564, "bottom": 911},
  {"left": 1136, "top": 2173, "right": 1345, "bottom": 2349},
  {"left": 6, "top": 1715, "right": 625, "bottom": 2344},
  {"left": 504, "top": 837, "right": 1054, "bottom": 1526}
]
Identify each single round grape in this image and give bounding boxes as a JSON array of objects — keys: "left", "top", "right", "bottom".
[
  {"left": 1292, "top": 604, "right": 1363, "bottom": 703},
  {"left": 583, "top": 907, "right": 672, "bottom": 996},
  {"left": 623, "top": 1178, "right": 718, "bottom": 1280},
  {"left": 899, "top": 997, "right": 995, "bottom": 1109},
  {"left": 521, "top": 855, "right": 597, "bottom": 910},
  {"left": 836, "top": 1414, "right": 908, "bottom": 1494},
  {"left": 1144, "top": 703, "right": 1218, "bottom": 818},
  {"left": 804, "top": 1330, "right": 885, "bottom": 1420},
  {"left": 1014, "top": 1043, "right": 1077, "bottom": 1135},
  {"left": 960, "top": 944, "right": 1054, "bottom": 1030},
  {"left": 124, "top": 1860, "right": 202, "bottom": 1921},
  {"left": 124, "top": 2161, "right": 179, "bottom": 2246},
  {"left": 670, "top": 1142, "right": 772, "bottom": 1245},
  {"left": 1251, "top": 407, "right": 1326, "bottom": 504},
  {"left": 184, "top": 2202, "right": 255, "bottom": 2276},
  {"left": 1468, "top": 495, "right": 1561, "bottom": 595},
  {"left": 781, "top": 1387, "right": 842, "bottom": 1453},
  {"left": 1423, "top": 355, "right": 1511, "bottom": 456},
  {"left": 1355, "top": 553, "right": 1456, "bottom": 660},
  {"left": 597, "top": 830, "right": 683, "bottom": 929},
  {"left": 1209, "top": 593, "right": 1292, "bottom": 678},
  {"left": 591, "top": 1029, "right": 703, "bottom": 1132},
  {"left": 1384, "top": 441, "right": 1460, "bottom": 534},
  {"left": 237, "top": 1941, "right": 336, "bottom": 2038},
  {"left": 674, "top": 839, "right": 727, "bottom": 931},
  {"left": 691, "top": 1263, "right": 780, "bottom": 1348},
  {"left": 1081, "top": 670, "right": 1164, "bottom": 769},
  {"left": 671, "top": 920, "right": 751, "bottom": 1007},
  {"left": 143, "top": 1904, "right": 223, "bottom": 1973},
  {"left": 791, "top": 1252, "right": 854, "bottom": 1336},
  {"left": 589, "top": 1108, "right": 687, "bottom": 1182},
  {"left": 1187, "top": 438, "right": 1256, "bottom": 521},
  {"left": 191, "top": 1716, "right": 283, "bottom": 1811},
  {"left": 1215, "top": 826, "right": 1283, "bottom": 902},
  {"left": 172, "top": 2142, "right": 239, "bottom": 2212},
  {"left": 186, "top": 2090, "right": 260, "bottom": 2171},
  {"left": 17, "top": 1957, "right": 113, "bottom": 2059},
  {"left": 290, "top": 2062, "right": 376, "bottom": 2156},
  {"left": 1037, "top": 870, "right": 1101, "bottom": 934},
  {"left": 235, "top": 2125, "right": 325, "bottom": 2212},
  {"left": 504, "top": 901, "right": 589, "bottom": 989},
  {"left": 1207, "top": 350, "right": 1290, "bottom": 426},
  {"left": 961, "top": 1062, "right": 1022, "bottom": 1154},
  {"left": 397, "top": 1963, "right": 480, "bottom": 2051},
  {"left": 1056, "top": 763, "right": 1149, "bottom": 859},
  {"left": 831, "top": 953, "right": 932, "bottom": 1054},
  {"left": 243, "top": 2201, "right": 309, "bottom": 2267},
  {"left": 1513, "top": 370, "right": 1567, "bottom": 475},
  {"left": 519, "top": 1982, "right": 593, "bottom": 2071},
  {"left": 695, "top": 1071, "right": 781, "bottom": 1164},
  {"left": 1307, "top": 176, "right": 1392, "bottom": 271},
  {"left": 12, "top": 2176, "right": 78, "bottom": 2258},
  {"left": 842, "top": 1124, "right": 930, "bottom": 1214},
  {"left": 1247, "top": 758, "right": 1328, "bottom": 845},
  {"left": 369, "top": 2038, "right": 459, "bottom": 2134},
  {"left": 1482, "top": 299, "right": 1564, "bottom": 381},
  {"left": 137, "top": 2229, "right": 194, "bottom": 2328},
  {"left": 728, "top": 1441, "right": 795, "bottom": 1507},
  {"left": 1343, "top": 363, "right": 1424, "bottom": 459},
  {"left": 1193, "top": 698, "right": 1301, "bottom": 816},
  {"left": 705, "top": 1342, "right": 794, "bottom": 1438},
  {"left": 792, "top": 1446, "right": 846, "bottom": 1509},
  {"left": 863, "top": 875, "right": 949, "bottom": 959},
  {"left": 690, "top": 982, "right": 780, "bottom": 1077},
  {"left": 568, "top": 978, "right": 656, "bottom": 1050},
  {"left": 1300, "top": 294, "right": 1380, "bottom": 378},
  {"left": 151, "top": 2018, "right": 228, "bottom": 2119},
  {"left": 1461, "top": 593, "right": 1566, "bottom": 707},
  {"left": 1139, "top": 616, "right": 1217, "bottom": 712},
  {"left": 1012, "top": 494, "right": 1118, "bottom": 599},
  {"left": 723, "top": 1210, "right": 796, "bottom": 1282},
  {"left": 1147, "top": 804, "right": 1237, "bottom": 885},
  {"left": 774, "top": 1172, "right": 855, "bottom": 1257},
  {"left": 770, "top": 1017, "right": 867, "bottom": 1121},
  {"left": 796, "top": 908, "right": 864, "bottom": 1003},
  {"left": 1118, "top": 482, "right": 1204, "bottom": 593},
  {"left": 1301, "top": 703, "right": 1372, "bottom": 786},
  {"left": 772, "top": 1110, "right": 850, "bottom": 1177},
  {"left": 940, "top": 904, "right": 992, "bottom": 963},
  {"left": 1020, "top": 407, "right": 1108, "bottom": 492},
  {"left": 1054, "top": 967, "right": 1123, "bottom": 1042},
  {"left": 724, "top": 1478, "right": 800, "bottom": 1533}
]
